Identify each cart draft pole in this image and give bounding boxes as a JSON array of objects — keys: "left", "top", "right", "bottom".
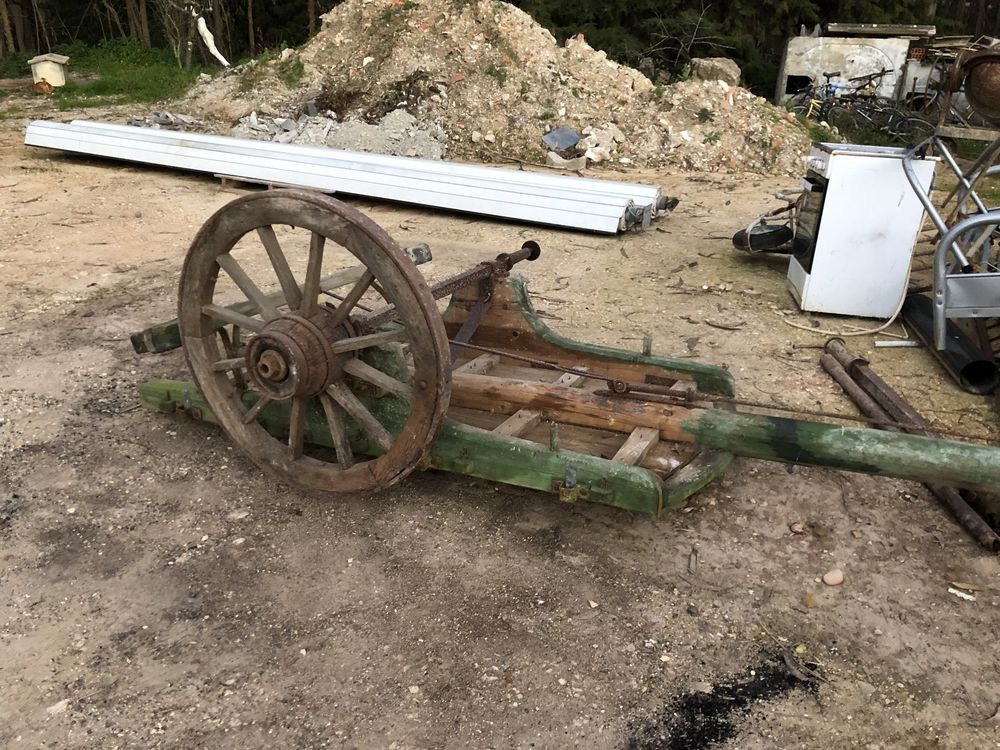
[{"left": 140, "top": 370, "right": 1000, "bottom": 499}]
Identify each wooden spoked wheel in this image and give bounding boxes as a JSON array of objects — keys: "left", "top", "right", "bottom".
[{"left": 178, "top": 190, "right": 451, "bottom": 492}]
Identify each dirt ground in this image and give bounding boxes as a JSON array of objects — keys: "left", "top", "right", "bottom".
[{"left": 2, "top": 103, "right": 1000, "bottom": 750}]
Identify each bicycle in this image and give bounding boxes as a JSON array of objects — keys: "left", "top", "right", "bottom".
[
  {"left": 787, "top": 70, "right": 844, "bottom": 120},
  {"left": 824, "top": 68, "right": 935, "bottom": 145}
]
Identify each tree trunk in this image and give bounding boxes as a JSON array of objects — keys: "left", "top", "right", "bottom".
[
  {"left": 247, "top": 0, "right": 255, "bottom": 56},
  {"left": 124, "top": 0, "right": 140, "bottom": 41},
  {"left": 101, "top": 0, "right": 127, "bottom": 39},
  {"left": 0, "top": 1, "right": 16, "bottom": 56},
  {"left": 307, "top": 0, "right": 316, "bottom": 36},
  {"left": 211, "top": 0, "right": 225, "bottom": 61},
  {"left": 182, "top": 11, "right": 194, "bottom": 69},
  {"left": 10, "top": 0, "right": 28, "bottom": 53},
  {"left": 138, "top": 0, "right": 150, "bottom": 46}
]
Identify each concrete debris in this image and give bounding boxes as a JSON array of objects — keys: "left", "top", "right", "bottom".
[
  {"left": 127, "top": 111, "right": 206, "bottom": 130},
  {"left": 690, "top": 57, "right": 742, "bottom": 86},
  {"left": 545, "top": 152, "right": 587, "bottom": 171},
  {"left": 230, "top": 108, "right": 447, "bottom": 159},
  {"left": 181, "top": 0, "right": 809, "bottom": 175}
]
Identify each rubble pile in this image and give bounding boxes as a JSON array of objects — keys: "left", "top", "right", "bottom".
[
  {"left": 230, "top": 108, "right": 447, "bottom": 159},
  {"left": 182, "top": 0, "right": 809, "bottom": 174},
  {"left": 127, "top": 111, "right": 209, "bottom": 130}
]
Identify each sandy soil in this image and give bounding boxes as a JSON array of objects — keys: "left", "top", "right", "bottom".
[{"left": 2, "top": 101, "right": 1000, "bottom": 749}]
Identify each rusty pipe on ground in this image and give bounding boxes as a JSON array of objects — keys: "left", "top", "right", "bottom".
[{"left": 821, "top": 345, "right": 1000, "bottom": 552}]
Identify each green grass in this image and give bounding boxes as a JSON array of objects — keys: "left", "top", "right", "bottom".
[
  {"left": 46, "top": 38, "right": 203, "bottom": 109},
  {"left": 0, "top": 104, "right": 25, "bottom": 119},
  {"left": 0, "top": 52, "right": 31, "bottom": 79},
  {"left": 485, "top": 63, "right": 507, "bottom": 86},
  {"left": 276, "top": 55, "right": 305, "bottom": 88}
]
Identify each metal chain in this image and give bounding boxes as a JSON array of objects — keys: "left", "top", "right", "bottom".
[{"left": 447, "top": 339, "right": 994, "bottom": 445}]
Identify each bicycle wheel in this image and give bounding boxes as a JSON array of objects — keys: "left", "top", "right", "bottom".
[
  {"left": 904, "top": 116, "right": 936, "bottom": 144},
  {"left": 827, "top": 105, "right": 857, "bottom": 134}
]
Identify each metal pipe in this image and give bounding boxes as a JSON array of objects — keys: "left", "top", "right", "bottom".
[
  {"left": 820, "top": 349, "right": 1000, "bottom": 551},
  {"left": 901, "top": 294, "right": 999, "bottom": 394}
]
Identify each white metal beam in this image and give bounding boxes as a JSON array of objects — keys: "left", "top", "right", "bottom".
[{"left": 24, "top": 120, "right": 663, "bottom": 234}]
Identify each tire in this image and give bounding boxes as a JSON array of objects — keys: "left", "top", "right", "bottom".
[{"left": 732, "top": 224, "right": 794, "bottom": 253}]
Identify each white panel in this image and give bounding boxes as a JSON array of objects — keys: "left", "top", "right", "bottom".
[
  {"left": 68, "top": 120, "right": 661, "bottom": 204},
  {"left": 24, "top": 120, "right": 665, "bottom": 234}
]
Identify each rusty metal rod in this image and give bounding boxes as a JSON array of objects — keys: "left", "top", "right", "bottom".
[
  {"left": 821, "top": 346, "right": 1000, "bottom": 552},
  {"left": 358, "top": 242, "right": 540, "bottom": 332}
]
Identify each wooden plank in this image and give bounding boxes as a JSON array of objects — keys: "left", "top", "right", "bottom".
[
  {"left": 493, "top": 410, "right": 543, "bottom": 437},
  {"left": 451, "top": 371, "right": 699, "bottom": 442},
  {"left": 491, "top": 370, "right": 586, "bottom": 438},
  {"left": 612, "top": 427, "right": 660, "bottom": 466},
  {"left": 937, "top": 124, "right": 1000, "bottom": 142},
  {"left": 214, "top": 173, "right": 337, "bottom": 194},
  {"left": 554, "top": 371, "right": 587, "bottom": 387},
  {"left": 448, "top": 405, "right": 698, "bottom": 477},
  {"left": 454, "top": 354, "right": 500, "bottom": 375}
]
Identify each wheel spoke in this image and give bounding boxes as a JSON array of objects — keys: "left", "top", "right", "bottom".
[
  {"left": 343, "top": 358, "right": 414, "bottom": 400},
  {"left": 300, "top": 232, "right": 326, "bottom": 317},
  {"left": 212, "top": 357, "right": 246, "bottom": 372},
  {"left": 327, "top": 271, "right": 374, "bottom": 328},
  {"left": 242, "top": 395, "right": 273, "bottom": 424},
  {"left": 329, "top": 328, "right": 408, "bottom": 354},
  {"left": 217, "top": 326, "right": 246, "bottom": 388},
  {"left": 202, "top": 304, "right": 265, "bottom": 332},
  {"left": 327, "top": 382, "right": 393, "bottom": 452},
  {"left": 216, "top": 253, "right": 281, "bottom": 321},
  {"left": 288, "top": 396, "right": 307, "bottom": 460},
  {"left": 319, "top": 393, "right": 355, "bottom": 468},
  {"left": 257, "top": 225, "right": 303, "bottom": 310}
]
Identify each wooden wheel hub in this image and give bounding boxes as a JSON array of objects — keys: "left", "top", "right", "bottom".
[{"left": 244, "top": 314, "right": 343, "bottom": 399}]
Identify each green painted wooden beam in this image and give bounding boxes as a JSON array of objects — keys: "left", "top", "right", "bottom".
[
  {"left": 138, "top": 379, "right": 700, "bottom": 516},
  {"left": 681, "top": 409, "right": 1000, "bottom": 494},
  {"left": 502, "top": 277, "right": 737, "bottom": 397}
]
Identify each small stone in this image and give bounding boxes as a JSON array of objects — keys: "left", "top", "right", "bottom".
[
  {"left": 686, "top": 604, "right": 699, "bottom": 616},
  {"left": 227, "top": 510, "right": 249, "bottom": 521},
  {"left": 690, "top": 682, "right": 714, "bottom": 694},
  {"left": 789, "top": 521, "right": 806, "bottom": 534},
  {"left": 470, "top": 131, "right": 482, "bottom": 143},
  {"left": 822, "top": 569, "right": 844, "bottom": 586},
  {"left": 232, "top": 537, "right": 246, "bottom": 546},
  {"left": 557, "top": 678, "right": 567, "bottom": 686},
  {"left": 588, "top": 600, "right": 598, "bottom": 609},
  {"left": 484, "top": 132, "right": 495, "bottom": 143},
  {"left": 362, "top": 56, "right": 375, "bottom": 67},
  {"left": 408, "top": 685, "right": 420, "bottom": 694},
  {"left": 46, "top": 698, "right": 71, "bottom": 715},
  {"left": 66, "top": 507, "right": 76, "bottom": 514}
]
